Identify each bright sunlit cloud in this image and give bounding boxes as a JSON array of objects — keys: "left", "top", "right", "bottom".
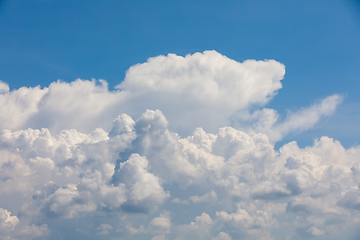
[{"left": 0, "top": 51, "right": 356, "bottom": 240}]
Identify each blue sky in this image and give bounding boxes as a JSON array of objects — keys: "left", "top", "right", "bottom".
[
  {"left": 1, "top": 1, "right": 360, "bottom": 240},
  {"left": 1, "top": 0, "right": 360, "bottom": 147}
]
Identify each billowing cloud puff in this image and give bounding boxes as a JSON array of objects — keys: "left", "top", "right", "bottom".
[
  {"left": 0, "top": 51, "right": 353, "bottom": 240},
  {"left": 0, "top": 51, "right": 287, "bottom": 136},
  {"left": 0, "top": 208, "right": 19, "bottom": 232},
  {"left": 0, "top": 110, "right": 358, "bottom": 239}
]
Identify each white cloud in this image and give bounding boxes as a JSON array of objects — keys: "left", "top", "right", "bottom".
[
  {"left": 306, "top": 226, "right": 325, "bottom": 236},
  {"left": 0, "top": 51, "right": 353, "bottom": 239},
  {"left": 0, "top": 51, "right": 339, "bottom": 142},
  {"left": 126, "top": 224, "right": 144, "bottom": 234},
  {"left": 0, "top": 81, "right": 9, "bottom": 93},
  {"left": 114, "top": 153, "right": 170, "bottom": 213},
  {"left": 150, "top": 211, "right": 172, "bottom": 232},
  {"left": 170, "top": 198, "right": 189, "bottom": 205},
  {"left": 0, "top": 109, "right": 358, "bottom": 239},
  {"left": 0, "top": 208, "right": 19, "bottom": 232},
  {"left": 18, "top": 224, "right": 50, "bottom": 238},
  {"left": 211, "top": 232, "right": 232, "bottom": 240},
  {"left": 272, "top": 94, "right": 343, "bottom": 141},
  {"left": 151, "top": 235, "right": 166, "bottom": 240},
  {"left": 234, "top": 94, "right": 343, "bottom": 142},
  {"left": 190, "top": 190, "right": 218, "bottom": 203},
  {"left": 174, "top": 213, "right": 214, "bottom": 240},
  {"left": 0, "top": 51, "right": 286, "bottom": 137},
  {"left": 97, "top": 224, "right": 113, "bottom": 235},
  {"left": 116, "top": 51, "right": 285, "bottom": 136},
  {"left": 0, "top": 85, "right": 47, "bottom": 130}
]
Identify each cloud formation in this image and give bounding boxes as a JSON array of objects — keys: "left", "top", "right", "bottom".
[
  {"left": 0, "top": 51, "right": 287, "bottom": 136},
  {"left": 0, "top": 51, "right": 353, "bottom": 240}
]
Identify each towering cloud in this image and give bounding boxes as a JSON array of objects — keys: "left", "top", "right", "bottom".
[
  {"left": 0, "top": 51, "right": 286, "bottom": 136},
  {"left": 0, "top": 51, "right": 353, "bottom": 240}
]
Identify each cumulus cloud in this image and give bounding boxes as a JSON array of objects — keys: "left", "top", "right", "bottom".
[
  {"left": 0, "top": 51, "right": 340, "bottom": 142},
  {"left": 0, "top": 208, "right": 19, "bottom": 232},
  {"left": 0, "top": 81, "right": 9, "bottom": 93},
  {"left": 114, "top": 153, "right": 170, "bottom": 213},
  {"left": 150, "top": 211, "right": 172, "bottom": 233},
  {"left": 1, "top": 110, "right": 357, "bottom": 239},
  {"left": 0, "top": 51, "right": 352, "bottom": 239},
  {"left": 0, "top": 208, "right": 19, "bottom": 240},
  {"left": 0, "top": 51, "right": 287, "bottom": 137}
]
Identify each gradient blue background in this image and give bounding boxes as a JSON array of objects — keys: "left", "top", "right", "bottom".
[{"left": 0, "top": 0, "right": 359, "bottom": 147}]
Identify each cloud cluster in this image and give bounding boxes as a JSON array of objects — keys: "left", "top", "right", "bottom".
[
  {"left": 0, "top": 109, "right": 358, "bottom": 239},
  {"left": 0, "top": 51, "right": 287, "bottom": 136},
  {"left": 0, "top": 51, "right": 354, "bottom": 240}
]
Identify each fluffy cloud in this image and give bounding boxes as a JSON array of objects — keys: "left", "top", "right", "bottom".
[
  {"left": 0, "top": 81, "right": 9, "bottom": 93},
  {"left": 0, "top": 208, "right": 19, "bottom": 240},
  {"left": 0, "top": 51, "right": 353, "bottom": 239},
  {"left": 0, "top": 51, "right": 287, "bottom": 137},
  {"left": 0, "top": 208, "right": 19, "bottom": 232},
  {"left": 0, "top": 51, "right": 340, "bottom": 140},
  {"left": 150, "top": 211, "right": 172, "bottom": 233},
  {"left": 0, "top": 110, "right": 358, "bottom": 239},
  {"left": 114, "top": 153, "right": 170, "bottom": 213}
]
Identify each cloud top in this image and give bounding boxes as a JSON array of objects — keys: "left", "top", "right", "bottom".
[{"left": 0, "top": 51, "right": 285, "bottom": 136}]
